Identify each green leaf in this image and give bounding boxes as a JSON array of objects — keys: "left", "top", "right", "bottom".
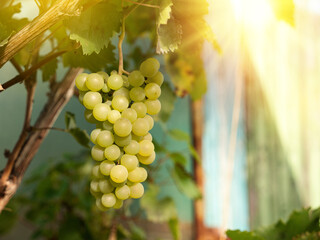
[
  {"left": 171, "top": 164, "right": 201, "bottom": 199},
  {"left": 168, "top": 129, "right": 190, "bottom": 142},
  {"left": 170, "top": 152, "right": 187, "bottom": 166},
  {"left": 293, "top": 232, "right": 320, "bottom": 240},
  {"left": 158, "top": 0, "right": 173, "bottom": 25},
  {"left": 129, "top": 223, "right": 147, "bottom": 240},
  {"left": 168, "top": 218, "right": 180, "bottom": 240},
  {"left": 65, "top": 1, "right": 122, "bottom": 55},
  {"left": 189, "top": 144, "right": 201, "bottom": 162},
  {"left": 65, "top": 111, "right": 77, "bottom": 130},
  {"left": 140, "top": 184, "right": 177, "bottom": 223},
  {"left": 226, "top": 230, "right": 264, "bottom": 240},
  {"left": 63, "top": 44, "right": 116, "bottom": 72},
  {"left": 41, "top": 58, "right": 57, "bottom": 82},
  {"left": 156, "top": 17, "right": 182, "bottom": 54},
  {"left": 68, "top": 128, "right": 90, "bottom": 148},
  {"left": 0, "top": 204, "right": 18, "bottom": 234},
  {"left": 158, "top": 82, "right": 176, "bottom": 122},
  {"left": 153, "top": 140, "right": 167, "bottom": 153}
]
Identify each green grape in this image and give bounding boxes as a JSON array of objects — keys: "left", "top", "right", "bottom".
[
  {"left": 100, "top": 160, "right": 116, "bottom": 176},
  {"left": 139, "top": 140, "right": 154, "bottom": 156},
  {"left": 75, "top": 73, "right": 89, "bottom": 91},
  {"left": 111, "top": 70, "right": 118, "bottom": 75},
  {"left": 86, "top": 73, "right": 104, "bottom": 91},
  {"left": 91, "top": 145, "right": 105, "bottom": 161},
  {"left": 128, "top": 167, "right": 147, "bottom": 183},
  {"left": 131, "top": 102, "right": 147, "bottom": 118},
  {"left": 101, "top": 83, "right": 110, "bottom": 93},
  {"left": 90, "top": 128, "right": 101, "bottom": 144},
  {"left": 145, "top": 99, "right": 161, "bottom": 115},
  {"left": 115, "top": 185, "right": 130, "bottom": 200},
  {"left": 143, "top": 115, "right": 154, "bottom": 130},
  {"left": 108, "top": 110, "right": 121, "bottom": 124},
  {"left": 93, "top": 103, "right": 110, "bottom": 121},
  {"left": 106, "top": 100, "right": 112, "bottom": 106},
  {"left": 132, "top": 118, "right": 149, "bottom": 136},
  {"left": 84, "top": 109, "right": 98, "bottom": 124},
  {"left": 131, "top": 134, "right": 143, "bottom": 142},
  {"left": 146, "top": 71, "right": 164, "bottom": 86},
  {"left": 107, "top": 74, "right": 123, "bottom": 90},
  {"left": 113, "top": 87, "right": 130, "bottom": 99},
  {"left": 145, "top": 83, "right": 161, "bottom": 100},
  {"left": 92, "top": 164, "right": 104, "bottom": 178},
  {"left": 97, "top": 71, "right": 109, "bottom": 81},
  {"left": 79, "top": 91, "right": 86, "bottom": 104},
  {"left": 142, "top": 132, "right": 152, "bottom": 141},
  {"left": 120, "top": 154, "right": 139, "bottom": 171},
  {"left": 121, "top": 108, "right": 137, "bottom": 123},
  {"left": 139, "top": 58, "right": 160, "bottom": 77},
  {"left": 90, "top": 179, "right": 100, "bottom": 192},
  {"left": 122, "top": 75, "right": 129, "bottom": 88},
  {"left": 97, "top": 130, "right": 114, "bottom": 148},
  {"left": 129, "top": 87, "right": 145, "bottom": 102},
  {"left": 83, "top": 91, "right": 102, "bottom": 110},
  {"left": 110, "top": 165, "right": 128, "bottom": 183},
  {"left": 96, "top": 198, "right": 109, "bottom": 211},
  {"left": 101, "top": 193, "right": 116, "bottom": 208},
  {"left": 112, "top": 95, "right": 129, "bottom": 112},
  {"left": 104, "top": 144, "right": 121, "bottom": 161},
  {"left": 99, "top": 179, "right": 115, "bottom": 193},
  {"left": 114, "top": 134, "right": 132, "bottom": 147},
  {"left": 102, "top": 121, "right": 113, "bottom": 131},
  {"left": 129, "top": 183, "right": 144, "bottom": 199},
  {"left": 110, "top": 178, "right": 126, "bottom": 188},
  {"left": 114, "top": 118, "right": 132, "bottom": 137},
  {"left": 128, "top": 70, "right": 145, "bottom": 87},
  {"left": 123, "top": 140, "right": 140, "bottom": 155},
  {"left": 138, "top": 151, "right": 156, "bottom": 165},
  {"left": 113, "top": 198, "right": 123, "bottom": 209},
  {"left": 91, "top": 189, "right": 102, "bottom": 198}
]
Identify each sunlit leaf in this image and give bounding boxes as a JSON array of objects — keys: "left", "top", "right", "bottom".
[
  {"left": 158, "top": 0, "right": 173, "bottom": 25},
  {"left": 41, "top": 58, "right": 57, "bottom": 82}
]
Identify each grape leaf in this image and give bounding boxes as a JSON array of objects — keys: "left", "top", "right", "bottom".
[
  {"left": 168, "top": 218, "right": 180, "bottom": 240},
  {"left": 169, "top": 152, "right": 187, "bottom": 166},
  {"left": 63, "top": 44, "right": 116, "bottom": 72},
  {"left": 65, "top": 1, "right": 122, "bottom": 55},
  {"left": 65, "top": 112, "right": 90, "bottom": 148},
  {"left": 140, "top": 184, "right": 177, "bottom": 222},
  {"left": 171, "top": 164, "right": 201, "bottom": 199},
  {"left": 156, "top": 17, "right": 182, "bottom": 54},
  {"left": 158, "top": 0, "right": 173, "bottom": 25},
  {"left": 168, "top": 129, "right": 190, "bottom": 142},
  {"left": 227, "top": 230, "right": 264, "bottom": 240},
  {"left": 65, "top": 112, "right": 77, "bottom": 130},
  {"left": 158, "top": 82, "right": 176, "bottom": 122},
  {"left": 41, "top": 58, "right": 57, "bottom": 82}
]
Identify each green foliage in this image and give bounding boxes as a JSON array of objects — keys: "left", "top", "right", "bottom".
[
  {"left": 65, "top": 1, "right": 122, "bottom": 55},
  {"left": 158, "top": 82, "right": 176, "bottom": 122},
  {"left": 157, "top": 18, "right": 182, "bottom": 54},
  {"left": 65, "top": 112, "right": 90, "bottom": 148},
  {"left": 227, "top": 207, "right": 320, "bottom": 240}
]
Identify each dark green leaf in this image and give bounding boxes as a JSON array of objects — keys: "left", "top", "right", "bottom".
[
  {"left": 63, "top": 44, "right": 116, "bottom": 72},
  {"left": 0, "top": 204, "right": 18, "bottom": 234},
  {"left": 171, "top": 164, "right": 201, "bottom": 199},
  {"left": 129, "top": 223, "right": 147, "bottom": 240},
  {"left": 158, "top": 82, "right": 176, "bottom": 122},
  {"left": 41, "top": 57, "right": 57, "bottom": 82},
  {"left": 168, "top": 218, "right": 180, "bottom": 240},
  {"left": 68, "top": 128, "right": 90, "bottom": 148},
  {"left": 168, "top": 129, "right": 190, "bottom": 142},
  {"left": 140, "top": 184, "right": 177, "bottom": 222},
  {"left": 65, "top": 1, "right": 122, "bottom": 55},
  {"left": 170, "top": 152, "right": 187, "bottom": 166},
  {"left": 65, "top": 111, "right": 77, "bottom": 130},
  {"left": 156, "top": 17, "right": 182, "bottom": 54},
  {"left": 226, "top": 230, "right": 264, "bottom": 240}
]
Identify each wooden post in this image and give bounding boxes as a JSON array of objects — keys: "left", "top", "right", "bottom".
[{"left": 191, "top": 99, "right": 220, "bottom": 240}]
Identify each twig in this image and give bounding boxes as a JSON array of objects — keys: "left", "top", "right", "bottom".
[
  {"left": 123, "top": 0, "right": 147, "bottom": 18},
  {"left": 0, "top": 68, "right": 83, "bottom": 212},
  {"left": 31, "top": 127, "right": 67, "bottom": 132},
  {"left": 124, "top": 0, "right": 159, "bottom": 8},
  {"left": 10, "top": 59, "right": 23, "bottom": 74},
  {"left": 118, "top": 17, "right": 126, "bottom": 75},
  {"left": 1, "top": 50, "right": 66, "bottom": 91}
]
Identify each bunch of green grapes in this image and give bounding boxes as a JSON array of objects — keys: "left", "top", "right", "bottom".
[{"left": 75, "top": 58, "right": 163, "bottom": 210}]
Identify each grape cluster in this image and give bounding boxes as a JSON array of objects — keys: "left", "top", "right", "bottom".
[{"left": 75, "top": 58, "right": 163, "bottom": 210}]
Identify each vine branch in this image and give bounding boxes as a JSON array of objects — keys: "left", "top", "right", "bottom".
[{"left": 118, "top": 17, "right": 126, "bottom": 75}]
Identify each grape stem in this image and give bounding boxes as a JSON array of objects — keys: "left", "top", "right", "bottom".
[
  {"left": 118, "top": 17, "right": 126, "bottom": 75},
  {"left": 124, "top": 0, "right": 160, "bottom": 8}
]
